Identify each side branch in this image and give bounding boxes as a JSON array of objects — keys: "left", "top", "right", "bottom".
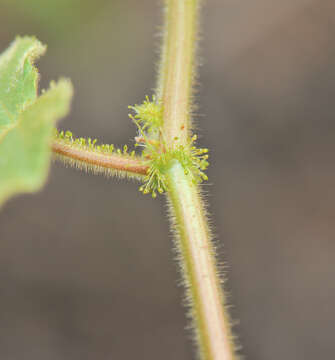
[{"left": 52, "top": 137, "right": 148, "bottom": 179}]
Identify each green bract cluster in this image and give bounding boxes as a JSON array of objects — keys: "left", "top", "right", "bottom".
[
  {"left": 129, "top": 97, "right": 209, "bottom": 198},
  {"left": 129, "top": 95, "right": 162, "bottom": 137}
]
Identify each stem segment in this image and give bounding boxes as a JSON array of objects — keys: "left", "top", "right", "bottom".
[
  {"left": 160, "top": 0, "right": 197, "bottom": 147},
  {"left": 159, "top": 1, "right": 236, "bottom": 359},
  {"left": 52, "top": 139, "right": 148, "bottom": 178},
  {"left": 167, "top": 162, "right": 235, "bottom": 359}
]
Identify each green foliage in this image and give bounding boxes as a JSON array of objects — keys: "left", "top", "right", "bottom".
[
  {"left": 129, "top": 97, "right": 209, "bottom": 198},
  {"left": 0, "top": 36, "right": 207, "bottom": 205},
  {"left": 0, "top": 37, "right": 73, "bottom": 207},
  {"left": 1, "top": 1, "right": 234, "bottom": 357},
  {"left": 2, "top": 0, "right": 105, "bottom": 37}
]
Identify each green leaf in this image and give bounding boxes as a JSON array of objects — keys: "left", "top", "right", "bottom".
[{"left": 0, "top": 37, "right": 73, "bottom": 207}]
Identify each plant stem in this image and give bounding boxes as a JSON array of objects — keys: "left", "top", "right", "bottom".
[
  {"left": 166, "top": 162, "right": 235, "bottom": 359},
  {"left": 160, "top": 0, "right": 197, "bottom": 147},
  {"left": 52, "top": 139, "right": 148, "bottom": 178},
  {"left": 159, "top": 1, "right": 236, "bottom": 359}
]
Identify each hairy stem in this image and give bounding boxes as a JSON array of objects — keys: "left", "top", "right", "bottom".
[
  {"left": 159, "top": 1, "right": 236, "bottom": 359},
  {"left": 167, "top": 162, "right": 235, "bottom": 359},
  {"left": 52, "top": 138, "right": 148, "bottom": 178},
  {"left": 160, "top": 0, "right": 197, "bottom": 147}
]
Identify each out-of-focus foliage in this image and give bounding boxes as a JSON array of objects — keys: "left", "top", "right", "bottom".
[
  {"left": 1, "top": 0, "right": 110, "bottom": 37},
  {"left": 0, "top": 37, "right": 73, "bottom": 206}
]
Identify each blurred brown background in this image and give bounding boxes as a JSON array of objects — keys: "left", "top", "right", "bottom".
[{"left": 1, "top": 0, "right": 335, "bottom": 359}]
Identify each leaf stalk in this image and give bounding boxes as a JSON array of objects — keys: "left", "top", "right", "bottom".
[{"left": 52, "top": 137, "right": 148, "bottom": 179}]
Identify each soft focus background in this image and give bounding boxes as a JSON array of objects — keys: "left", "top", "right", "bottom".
[{"left": 1, "top": 0, "right": 335, "bottom": 359}]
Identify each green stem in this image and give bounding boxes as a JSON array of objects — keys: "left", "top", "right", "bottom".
[
  {"left": 159, "top": 1, "right": 237, "bottom": 359},
  {"left": 166, "top": 162, "right": 235, "bottom": 359},
  {"left": 160, "top": 0, "right": 197, "bottom": 147}
]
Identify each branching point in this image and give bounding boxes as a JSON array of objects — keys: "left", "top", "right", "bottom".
[{"left": 129, "top": 97, "right": 209, "bottom": 198}]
